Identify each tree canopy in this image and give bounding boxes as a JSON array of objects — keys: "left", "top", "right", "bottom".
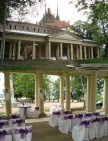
[
  {"left": 0, "top": 0, "right": 45, "bottom": 23},
  {"left": 70, "top": 0, "right": 108, "bottom": 58}
]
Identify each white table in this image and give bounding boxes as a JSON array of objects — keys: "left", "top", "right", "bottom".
[{"left": 17, "top": 106, "right": 31, "bottom": 118}]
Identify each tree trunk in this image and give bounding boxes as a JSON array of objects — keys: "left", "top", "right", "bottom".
[{"left": 105, "top": 42, "right": 108, "bottom": 58}]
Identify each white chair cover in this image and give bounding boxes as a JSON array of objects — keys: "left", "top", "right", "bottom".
[
  {"left": 9, "top": 118, "right": 25, "bottom": 128},
  {"left": 0, "top": 115, "right": 5, "bottom": 120},
  {"left": 59, "top": 115, "right": 73, "bottom": 134},
  {"left": 49, "top": 111, "right": 61, "bottom": 127},
  {"left": 73, "top": 114, "right": 83, "bottom": 126},
  {"left": 0, "top": 120, "right": 9, "bottom": 129},
  {"left": 49, "top": 104, "right": 57, "bottom": 114},
  {"left": 17, "top": 106, "right": 31, "bottom": 118},
  {"left": 31, "top": 107, "right": 39, "bottom": 118},
  {"left": 13, "top": 126, "right": 32, "bottom": 141},
  {"left": 0, "top": 128, "right": 12, "bottom": 141},
  {"left": 72, "top": 119, "right": 91, "bottom": 141}
]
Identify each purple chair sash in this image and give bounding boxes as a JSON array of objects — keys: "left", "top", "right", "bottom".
[
  {"left": 12, "top": 119, "right": 25, "bottom": 127},
  {"left": 84, "top": 113, "right": 93, "bottom": 117},
  {"left": 9, "top": 114, "right": 20, "bottom": 119},
  {"left": 15, "top": 127, "right": 32, "bottom": 139},
  {"left": 64, "top": 115, "right": 73, "bottom": 120},
  {"left": 35, "top": 107, "right": 39, "bottom": 111},
  {"left": 0, "top": 121, "right": 8, "bottom": 128},
  {"left": 63, "top": 111, "right": 71, "bottom": 115},
  {"left": 0, "top": 115, "right": 5, "bottom": 120},
  {"left": 93, "top": 112, "right": 100, "bottom": 117},
  {"left": 105, "top": 116, "right": 108, "bottom": 121},
  {"left": 52, "top": 111, "right": 61, "bottom": 115},
  {"left": 0, "top": 129, "right": 11, "bottom": 141},
  {"left": 74, "top": 114, "right": 83, "bottom": 119},
  {"left": 80, "top": 120, "right": 91, "bottom": 128}
]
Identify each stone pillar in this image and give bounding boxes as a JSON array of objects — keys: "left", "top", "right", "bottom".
[
  {"left": 60, "top": 43, "right": 63, "bottom": 59},
  {"left": 46, "top": 42, "right": 48, "bottom": 59},
  {"left": 13, "top": 43, "right": 16, "bottom": 60},
  {"left": 104, "top": 76, "right": 108, "bottom": 116},
  {"left": 86, "top": 76, "right": 91, "bottom": 111},
  {"left": 80, "top": 45, "right": 82, "bottom": 59},
  {"left": 9, "top": 43, "right": 12, "bottom": 59},
  {"left": 38, "top": 73, "right": 45, "bottom": 116},
  {"left": 17, "top": 40, "right": 21, "bottom": 59},
  {"left": 67, "top": 44, "right": 70, "bottom": 59},
  {"left": 48, "top": 42, "right": 51, "bottom": 59},
  {"left": 91, "top": 47, "right": 93, "bottom": 59},
  {"left": 89, "top": 71, "right": 97, "bottom": 112},
  {"left": 39, "top": 45, "right": 41, "bottom": 59},
  {"left": 60, "top": 76, "right": 64, "bottom": 109},
  {"left": 84, "top": 46, "right": 87, "bottom": 59},
  {"left": 56, "top": 43, "right": 59, "bottom": 59},
  {"left": 76, "top": 46, "right": 79, "bottom": 59},
  {"left": 4, "top": 71, "right": 12, "bottom": 117},
  {"left": 24, "top": 45, "right": 27, "bottom": 59},
  {"left": 65, "top": 75, "right": 70, "bottom": 110},
  {"left": 32, "top": 41, "right": 36, "bottom": 59},
  {"left": 70, "top": 44, "right": 74, "bottom": 59},
  {"left": 35, "top": 74, "right": 39, "bottom": 107},
  {"left": 97, "top": 47, "right": 100, "bottom": 59}
]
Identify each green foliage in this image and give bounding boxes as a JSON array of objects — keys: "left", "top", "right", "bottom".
[{"left": 70, "top": 0, "right": 108, "bottom": 58}]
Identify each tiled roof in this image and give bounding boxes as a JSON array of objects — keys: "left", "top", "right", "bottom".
[{"left": 46, "top": 21, "right": 70, "bottom": 28}]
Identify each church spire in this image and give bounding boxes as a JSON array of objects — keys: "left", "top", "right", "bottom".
[{"left": 56, "top": 0, "right": 60, "bottom": 21}]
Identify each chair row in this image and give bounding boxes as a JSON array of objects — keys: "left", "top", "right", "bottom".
[{"left": 0, "top": 126, "right": 32, "bottom": 141}]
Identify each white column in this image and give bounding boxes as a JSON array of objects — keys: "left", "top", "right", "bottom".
[
  {"left": 86, "top": 76, "right": 91, "bottom": 111},
  {"left": 84, "top": 46, "right": 87, "bottom": 59},
  {"left": 13, "top": 43, "right": 16, "bottom": 59},
  {"left": 9, "top": 43, "right": 12, "bottom": 59},
  {"left": 90, "top": 71, "right": 97, "bottom": 112},
  {"left": 60, "top": 76, "right": 64, "bottom": 109},
  {"left": 45, "top": 42, "right": 48, "bottom": 59},
  {"left": 80, "top": 45, "right": 82, "bottom": 59},
  {"left": 67, "top": 44, "right": 70, "bottom": 59},
  {"left": 104, "top": 76, "right": 108, "bottom": 116},
  {"left": 35, "top": 74, "right": 39, "bottom": 107},
  {"left": 48, "top": 42, "right": 51, "bottom": 59},
  {"left": 91, "top": 47, "right": 93, "bottom": 59},
  {"left": 24, "top": 45, "right": 27, "bottom": 59},
  {"left": 60, "top": 43, "right": 63, "bottom": 59},
  {"left": 32, "top": 41, "right": 36, "bottom": 59},
  {"left": 65, "top": 75, "right": 70, "bottom": 110},
  {"left": 76, "top": 46, "right": 79, "bottom": 59},
  {"left": 4, "top": 71, "right": 12, "bottom": 117},
  {"left": 17, "top": 40, "right": 21, "bottom": 59},
  {"left": 70, "top": 44, "right": 74, "bottom": 59}
]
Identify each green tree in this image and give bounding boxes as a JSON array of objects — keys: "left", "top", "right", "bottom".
[
  {"left": 0, "top": 0, "right": 45, "bottom": 23},
  {"left": 70, "top": 0, "right": 108, "bottom": 58}
]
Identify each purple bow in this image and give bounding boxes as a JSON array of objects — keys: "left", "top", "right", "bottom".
[
  {"left": 0, "top": 115, "right": 5, "bottom": 120},
  {"left": 35, "top": 107, "right": 39, "bottom": 111},
  {"left": 12, "top": 119, "right": 25, "bottom": 127},
  {"left": 80, "top": 120, "right": 91, "bottom": 128},
  {"left": 9, "top": 114, "right": 20, "bottom": 119},
  {"left": 15, "top": 127, "right": 32, "bottom": 139},
  {"left": 0, "top": 129, "right": 11, "bottom": 141},
  {"left": 84, "top": 113, "right": 92, "bottom": 117},
  {"left": 0, "top": 121, "right": 8, "bottom": 128},
  {"left": 93, "top": 112, "right": 100, "bottom": 117},
  {"left": 52, "top": 111, "right": 61, "bottom": 115},
  {"left": 64, "top": 115, "right": 73, "bottom": 120},
  {"left": 63, "top": 111, "right": 71, "bottom": 115}
]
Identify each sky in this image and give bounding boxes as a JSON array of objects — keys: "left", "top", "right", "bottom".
[{"left": 31, "top": 0, "right": 87, "bottom": 25}]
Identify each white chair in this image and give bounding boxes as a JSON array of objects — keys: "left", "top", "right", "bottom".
[
  {"left": 0, "top": 120, "right": 9, "bottom": 129},
  {"left": 0, "top": 128, "right": 12, "bottom": 141},
  {"left": 49, "top": 111, "right": 61, "bottom": 127},
  {"left": 13, "top": 126, "right": 32, "bottom": 141},
  {"left": 59, "top": 115, "right": 73, "bottom": 134},
  {"left": 31, "top": 107, "right": 39, "bottom": 118},
  {"left": 0, "top": 115, "right": 5, "bottom": 120},
  {"left": 9, "top": 118, "right": 25, "bottom": 128},
  {"left": 49, "top": 104, "right": 57, "bottom": 114},
  {"left": 72, "top": 119, "right": 91, "bottom": 141},
  {"left": 73, "top": 114, "right": 83, "bottom": 126}
]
